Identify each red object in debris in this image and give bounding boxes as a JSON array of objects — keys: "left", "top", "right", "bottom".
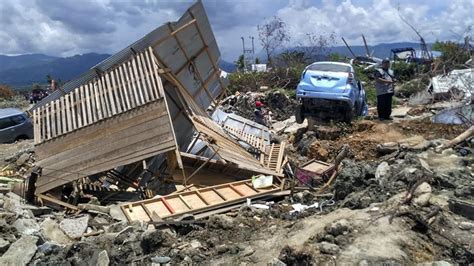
[{"left": 255, "top": 101, "right": 263, "bottom": 108}]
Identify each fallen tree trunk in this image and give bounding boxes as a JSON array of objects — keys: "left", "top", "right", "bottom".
[{"left": 444, "top": 126, "right": 474, "bottom": 149}]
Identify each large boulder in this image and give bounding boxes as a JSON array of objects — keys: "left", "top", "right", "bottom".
[{"left": 0, "top": 235, "right": 38, "bottom": 265}]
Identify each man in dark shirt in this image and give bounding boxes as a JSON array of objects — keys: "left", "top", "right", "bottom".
[
  {"left": 254, "top": 101, "right": 265, "bottom": 125},
  {"left": 374, "top": 58, "right": 395, "bottom": 121}
]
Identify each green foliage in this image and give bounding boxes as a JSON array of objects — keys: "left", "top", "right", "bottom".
[
  {"left": 329, "top": 52, "right": 342, "bottom": 62},
  {"left": 277, "top": 50, "right": 306, "bottom": 68},
  {"left": 391, "top": 62, "right": 417, "bottom": 82},
  {"left": 234, "top": 54, "right": 245, "bottom": 72},
  {"left": 0, "top": 84, "right": 15, "bottom": 99},
  {"left": 396, "top": 76, "right": 431, "bottom": 98},
  {"left": 227, "top": 64, "right": 305, "bottom": 95},
  {"left": 432, "top": 40, "right": 470, "bottom": 72},
  {"left": 365, "top": 86, "right": 377, "bottom": 106}
]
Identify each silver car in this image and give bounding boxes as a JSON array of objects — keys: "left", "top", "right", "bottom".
[{"left": 0, "top": 108, "right": 34, "bottom": 143}]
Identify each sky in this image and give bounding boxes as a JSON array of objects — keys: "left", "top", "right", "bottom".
[{"left": 0, "top": 0, "right": 472, "bottom": 61}]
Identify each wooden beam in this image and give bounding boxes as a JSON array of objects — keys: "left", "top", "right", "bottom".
[{"left": 37, "top": 193, "right": 79, "bottom": 211}]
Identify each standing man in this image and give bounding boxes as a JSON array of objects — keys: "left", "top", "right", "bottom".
[
  {"left": 254, "top": 100, "right": 266, "bottom": 125},
  {"left": 374, "top": 58, "right": 395, "bottom": 121}
]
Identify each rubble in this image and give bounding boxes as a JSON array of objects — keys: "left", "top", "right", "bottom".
[{"left": 0, "top": 2, "right": 473, "bottom": 265}]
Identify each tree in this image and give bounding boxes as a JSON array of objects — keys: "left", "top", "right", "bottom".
[
  {"left": 46, "top": 74, "right": 53, "bottom": 84},
  {"left": 257, "top": 16, "right": 290, "bottom": 66},
  {"left": 298, "top": 32, "right": 336, "bottom": 63},
  {"left": 431, "top": 40, "right": 470, "bottom": 72},
  {"left": 278, "top": 50, "right": 306, "bottom": 68},
  {"left": 234, "top": 54, "right": 245, "bottom": 72}
]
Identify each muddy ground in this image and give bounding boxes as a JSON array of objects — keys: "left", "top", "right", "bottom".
[{"left": 0, "top": 92, "right": 473, "bottom": 265}]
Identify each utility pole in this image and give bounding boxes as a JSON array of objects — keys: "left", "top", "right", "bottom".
[{"left": 241, "top": 36, "right": 254, "bottom": 72}]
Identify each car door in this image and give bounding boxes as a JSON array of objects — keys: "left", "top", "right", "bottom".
[{"left": 0, "top": 116, "right": 18, "bottom": 143}]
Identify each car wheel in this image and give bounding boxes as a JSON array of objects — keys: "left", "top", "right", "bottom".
[
  {"left": 343, "top": 109, "right": 353, "bottom": 122},
  {"left": 295, "top": 105, "right": 304, "bottom": 124}
]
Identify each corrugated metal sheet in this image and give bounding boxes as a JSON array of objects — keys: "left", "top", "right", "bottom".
[{"left": 30, "top": 1, "right": 225, "bottom": 183}]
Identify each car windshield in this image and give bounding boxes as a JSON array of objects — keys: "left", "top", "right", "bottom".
[{"left": 307, "top": 63, "right": 351, "bottom": 73}]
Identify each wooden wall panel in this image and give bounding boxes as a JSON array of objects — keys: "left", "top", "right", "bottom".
[{"left": 35, "top": 100, "right": 176, "bottom": 194}]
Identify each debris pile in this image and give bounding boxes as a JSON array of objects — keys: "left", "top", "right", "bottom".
[{"left": 1, "top": 1, "right": 473, "bottom": 265}]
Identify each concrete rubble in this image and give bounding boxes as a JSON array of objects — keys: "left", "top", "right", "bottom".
[{"left": 0, "top": 2, "right": 473, "bottom": 266}]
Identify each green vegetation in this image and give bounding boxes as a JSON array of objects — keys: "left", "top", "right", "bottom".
[
  {"left": 432, "top": 40, "right": 471, "bottom": 72},
  {"left": 0, "top": 84, "right": 14, "bottom": 99}
]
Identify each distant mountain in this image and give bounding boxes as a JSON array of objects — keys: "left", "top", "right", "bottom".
[
  {"left": 219, "top": 59, "right": 236, "bottom": 73},
  {"left": 0, "top": 53, "right": 110, "bottom": 87},
  {"left": 0, "top": 53, "right": 57, "bottom": 73},
  {"left": 254, "top": 42, "right": 431, "bottom": 63},
  {"left": 328, "top": 42, "right": 428, "bottom": 59}
]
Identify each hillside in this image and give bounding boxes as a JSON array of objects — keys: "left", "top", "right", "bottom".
[{"left": 0, "top": 53, "right": 110, "bottom": 87}]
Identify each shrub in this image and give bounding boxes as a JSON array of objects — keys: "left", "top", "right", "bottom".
[{"left": 0, "top": 84, "right": 15, "bottom": 99}]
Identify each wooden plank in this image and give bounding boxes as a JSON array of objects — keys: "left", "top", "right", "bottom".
[
  {"left": 70, "top": 93, "right": 77, "bottom": 130},
  {"left": 33, "top": 109, "right": 40, "bottom": 144},
  {"left": 85, "top": 83, "right": 93, "bottom": 124},
  {"left": 126, "top": 61, "right": 140, "bottom": 107},
  {"left": 51, "top": 100, "right": 57, "bottom": 138},
  {"left": 93, "top": 81, "right": 103, "bottom": 120},
  {"left": 75, "top": 90, "right": 82, "bottom": 128},
  {"left": 144, "top": 48, "right": 160, "bottom": 99},
  {"left": 140, "top": 51, "right": 155, "bottom": 101},
  {"left": 97, "top": 76, "right": 110, "bottom": 117},
  {"left": 131, "top": 57, "right": 145, "bottom": 105},
  {"left": 118, "top": 65, "right": 132, "bottom": 110},
  {"left": 79, "top": 86, "right": 87, "bottom": 126},
  {"left": 112, "top": 69, "right": 126, "bottom": 113},
  {"left": 45, "top": 103, "right": 51, "bottom": 139},
  {"left": 136, "top": 52, "right": 150, "bottom": 102},
  {"left": 37, "top": 193, "right": 79, "bottom": 211},
  {"left": 120, "top": 180, "right": 281, "bottom": 221},
  {"left": 105, "top": 72, "right": 118, "bottom": 115}
]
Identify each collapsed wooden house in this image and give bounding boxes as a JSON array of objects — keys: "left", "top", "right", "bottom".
[{"left": 29, "top": 2, "right": 286, "bottom": 214}]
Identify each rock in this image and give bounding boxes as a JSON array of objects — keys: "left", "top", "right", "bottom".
[
  {"left": 268, "top": 257, "right": 287, "bottom": 266},
  {"left": 59, "top": 215, "right": 89, "bottom": 239},
  {"left": 0, "top": 235, "right": 38, "bottom": 265},
  {"left": 325, "top": 219, "right": 351, "bottom": 236},
  {"left": 108, "top": 204, "right": 128, "bottom": 222},
  {"left": 458, "top": 221, "right": 474, "bottom": 230},
  {"left": 190, "top": 240, "right": 202, "bottom": 249},
  {"left": 241, "top": 246, "right": 255, "bottom": 257},
  {"left": 15, "top": 153, "right": 30, "bottom": 166},
  {"left": 216, "top": 244, "right": 229, "bottom": 254},
  {"left": 40, "top": 218, "right": 72, "bottom": 245},
  {"left": 2, "top": 197, "right": 23, "bottom": 216},
  {"left": 413, "top": 182, "right": 432, "bottom": 207},
  {"left": 414, "top": 182, "right": 432, "bottom": 195},
  {"left": 375, "top": 161, "right": 390, "bottom": 185},
  {"left": 319, "top": 242, "right": 340, "bottom": 255},
  {"left": 151, "top": 256, "right": 171, "bottom": 264},
  {"left": 309, "top": 140, "right": 329, "bottom": 161},
  {"left": 78, "top": 203, "right": 110, "bottom": 214},
  {"left": 284, "top": 118, "right": 308, "bottom": 134},
  {"left": 37, "top": 241, "right": 61, "bottom": 255},
  {"left": 334, "top": 235, "right": 349, "bottom": 246},
  {"left": 13, "top": 218, "right": 40, "bottom": 235},
  {"left": 97, "top": 250, "right": 110, "bottom": 266},
  {"left": 141, "top": 229, "right": 175, "bottom": 253},
  {"left": 0, "top": 238, "right": 10, "bottom": 253},
  {"left": 182, "top": 256, "right": 193, "bottom": 265},
  {"left": 208, "top": 214, "right": 234, "bottom": 229},
  {"left": 416, "top": 261, "right": 453, "bottom": 266},
  {"left": 429, "top": 194, "right": 450, "bottom": 210}
]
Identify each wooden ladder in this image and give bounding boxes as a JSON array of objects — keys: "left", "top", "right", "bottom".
[{"left": 120, "top": 179, "right": 280, "bottom": 222}]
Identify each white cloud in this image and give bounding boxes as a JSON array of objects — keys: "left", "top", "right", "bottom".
[{"left": 0, "top": 0, "right": 471, "bottom": 61}]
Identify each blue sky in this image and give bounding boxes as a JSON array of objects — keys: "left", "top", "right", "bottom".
[{"left": 0, "top": 0, "right": 472, "bottom": 61}]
